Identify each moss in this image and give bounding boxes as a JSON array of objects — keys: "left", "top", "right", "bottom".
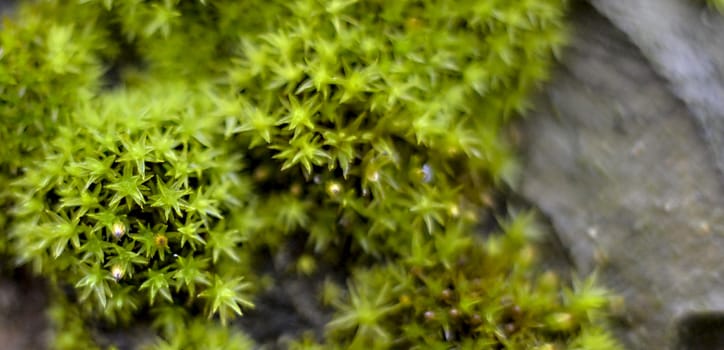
[
  {"left": 301, "top": 214, "right": 622, "bottom": 349},
  {"left": 0, "top": 0, "right": 622, "bottom": 348},
  {"left": 143, "top": 313, "right": 256, "bottom": 350},
  {"left": 708, "top": 0, "right": 724, "bottom": 12}
]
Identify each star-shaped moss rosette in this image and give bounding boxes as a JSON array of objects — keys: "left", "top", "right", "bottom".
[{"left": 216, "top": 0, "right": 570, "bottom": 256}]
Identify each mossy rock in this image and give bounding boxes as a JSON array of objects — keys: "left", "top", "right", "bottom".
[{"left": 1, "top": 0, "right": 622, "bottom": 348}]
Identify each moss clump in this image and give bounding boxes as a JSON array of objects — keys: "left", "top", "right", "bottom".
[
  {"left": 0, "top": 4, "right": 108, "bottom": 252},
  {"left": 1, "top": 0, "right": 622, "bottom": 348},
  {"left": 709, "top": 0, "right": 724, "bottom": 12},
  {"left": 296, "top": 214, "right": 623, "bottom": 349},
  {"left": 11, "top": 81, "right": 257, "bottom": 326}
]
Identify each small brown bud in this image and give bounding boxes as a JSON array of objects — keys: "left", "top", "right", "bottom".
[
  {"left": 290, "top": 183, "right": 302, "bottom": 196},
  {"left": 511, "top": 305, "right": 523, "bottom": 318},
  {"left": 253, "top": 166, "right": 270, "bottom": 182},
  {"left": 154, "top": 234, "right": 168, "bottom": 247}
]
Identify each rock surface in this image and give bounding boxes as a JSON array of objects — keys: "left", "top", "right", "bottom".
[
  {"left": 0, "top": 270, "right": 48, "bottom": 350},
  {"left": 520, "top": 3, "right": 724, "bottom": 349},
  {"left": 591, "top": 0, "right": 724, "bottom": 178}
]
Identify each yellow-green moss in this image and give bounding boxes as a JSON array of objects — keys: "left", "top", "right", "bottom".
[
  {"left": 709, "top": 0, "right": 724, "bottom": 12},
  {"left": 0, "top": 0, "right": 621, "bottom": 348}
]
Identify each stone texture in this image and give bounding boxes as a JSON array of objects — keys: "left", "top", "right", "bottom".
[
  {"left": 520, "top": 3, "right": 724, "bottom": 349},
  {"left": 590, "top": 0, "right": 724, "bottom": 178}
]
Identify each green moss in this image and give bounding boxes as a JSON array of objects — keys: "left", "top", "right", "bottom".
[
  {"left": 143, "top": 313, "right": 256, "bottom": 350},
  {"left": 0, "top": 0, "right": 622, "bottom": 348},
  {"left": 11, "top": 81, "right": 257, "bottom": 327},
  {"left": 304, "top": 214, "right": 620, "bottom": 349},
  {"left": 708, "top": 0, "right": 724, "bottom": 12}
]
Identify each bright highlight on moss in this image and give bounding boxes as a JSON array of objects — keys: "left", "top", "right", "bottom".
[{"left": 0, "top": 0, "right": 622, "bottom": 348}]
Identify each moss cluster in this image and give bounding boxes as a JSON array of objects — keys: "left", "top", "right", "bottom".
[
  {"left": 1, "top": 0, "right": 621, "bottom": 349},
  {"left": 709, "top": 0, "right": 724, "bottom": 12},
  {"left": 294, "top": 214, "right": 622, "bottom": 349},
  {"left": 12, "top": 81, "right": 257, "bottom": 326}
]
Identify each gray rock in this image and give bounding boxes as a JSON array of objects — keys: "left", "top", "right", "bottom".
[
  {"left": 520, "top": 3, "right": 724, "bottom": 349},
  {"left": 590, "top": 0, "right": 724, "bottom": 179},
  {"left": 0, "top": 271, "right": 48, "bottom": 350}
]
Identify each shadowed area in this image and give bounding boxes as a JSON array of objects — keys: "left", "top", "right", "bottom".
[
  {"left": 0, "top": 268, "right": 49, "bottom": 350},
  {"left": 676, "top": 314, "right": 724, "bottom": 350}
]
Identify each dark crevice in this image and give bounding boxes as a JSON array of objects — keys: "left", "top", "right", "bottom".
[
  {"left": 676, "top": 313, "right": 724, "bottom": 350},
  {"left": 100, "top": 19, "right": 146, "bottom": 90},
  {"left": 235, "top": 243, "right": 343, "bottom": 348}
]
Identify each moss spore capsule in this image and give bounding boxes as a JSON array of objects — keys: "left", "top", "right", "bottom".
[
  {"left": 424, "top": 310, "right": 436, "bottom": 322},
  {"left": 111, "top": 265, "right": 124, "bottom": 281},
  {"left": 154, "top": 234, "right": 168, "bottom": 247},
  {"left": 326, "top": 181, "right": 342, "bottom": 197},
  {"left": 504, "top": 322, "right": 517, "bottom": 334},
  {"left": 440, "top": 288, "right": 453, "bottom": 301},
  {"left": 111, "top": 221, "right": 126, "bottom": 239}
]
